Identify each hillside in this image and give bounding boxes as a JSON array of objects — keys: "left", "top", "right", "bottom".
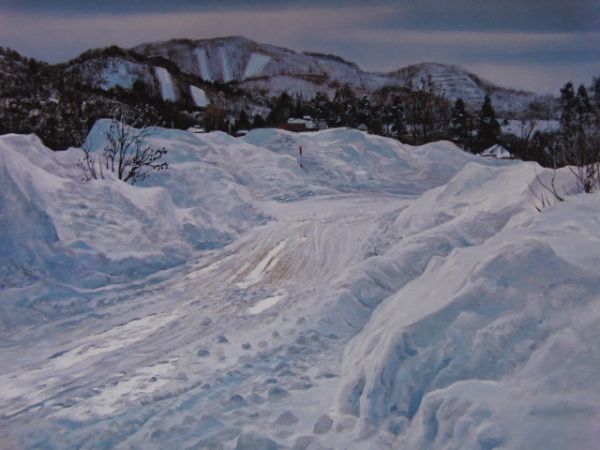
[
  {"left": 133, "top": 36, "right": 541, "bottom": 112},
  {"left": 1, "top": 125, "right": 599, "bottom": 449}
]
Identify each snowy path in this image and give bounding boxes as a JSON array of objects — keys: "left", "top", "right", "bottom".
[{"left": 0, "top": 194, "right": 409, "bottom": 448}]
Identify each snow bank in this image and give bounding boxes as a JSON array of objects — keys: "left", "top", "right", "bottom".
[{"left": 335, "top": 165, "right": 600, "bottom": 449}]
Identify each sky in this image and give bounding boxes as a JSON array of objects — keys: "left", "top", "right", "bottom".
[{"left": 0, "top": 0, "right": 598, "bottom": 94}]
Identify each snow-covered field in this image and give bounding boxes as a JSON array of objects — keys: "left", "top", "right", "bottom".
[{"left": 1, "top": 125, "right": 599, "bottom": 449}]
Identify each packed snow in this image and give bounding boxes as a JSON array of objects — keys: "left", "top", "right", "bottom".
[
  {"left": 1, "top": 124, "right": 599, "bottom": 450},
  {"left": 154, "top": 67, "right": 177, "bottom": 102},
  {"left": 190, "top": 85, "right": 210, "bottom": 107},
  {"left": 243, "top": 53, "right": 272, "bottom": 79}
]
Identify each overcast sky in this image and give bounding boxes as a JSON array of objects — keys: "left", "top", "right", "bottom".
[{"left": 1, "top": 0, "right": 598, "bottom": 94}]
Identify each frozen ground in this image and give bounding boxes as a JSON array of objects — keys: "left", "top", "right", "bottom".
[{"left": 0, "top": 125, "right": 599, "bottom": 449}]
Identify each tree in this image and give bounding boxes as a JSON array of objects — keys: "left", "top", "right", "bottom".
[
  {"left": 449, "top": 98, "right": 472, "bottom": 150},
  {"left": 390, "top": 96, "right": 407, "bottom": 140},
  {"left": 475, "top": 95, "right": 500, "bottom": 152},
  {"left": 79, "top": 111, "right": 168, "bottom": 185},
  {"left": 235, "top": 109, "right": 251, "bottom": 131},
  {"left": 203, "top": 104, "right": 227, "bottom": 131},
  {"left": 568, "top": 84, "right": 598, "bottom": 192},
  {"left": 267, "top": 92, "right": 294, "bottom": 125},
  {"left": 332, "top": 84, "right": 358, "bottom": 126},
  {"left": 405, "top": 76, "right": 450, "bottom": 144}
]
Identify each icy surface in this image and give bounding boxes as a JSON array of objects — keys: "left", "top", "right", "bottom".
[
  {"left": 154, "top": 67, "right": 177, "bottom": 102},
  {"left": 243, "top": 53, "right": 272, "bottom": 79},
  {"left": 1, "top": 125, "right": 599, "bottom": 449},
  {"left": 190, "top": 85, "right": 209, "bottom": 107}
]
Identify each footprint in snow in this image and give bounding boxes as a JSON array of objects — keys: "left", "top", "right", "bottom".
[{"left": 274, "top": 411, "right": 299, "bottom": 426}]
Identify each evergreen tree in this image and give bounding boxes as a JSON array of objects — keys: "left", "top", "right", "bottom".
[
  {"left": 332, "top": 84, "right": 357, "bottom": 126},
  {"left": 476, "top": 95, "right": 500, "bottom": 152},
  {"left": 311, "top": 92, "right": 332, "bottom": 123},
  {"left": 235, "top": 109, "right": 251, "bottom": 131},
  {"left": 267, "top": 92, "right": 294, "bottom": 125},
  {"left": 559, "top": 82, "right": 577, "bottom": 141},
  {"left": 449, "top": 98, "right": 472, "bottom": 150},
  {"left": 252, "top": 114, "right": 266, "bottom": 128}
]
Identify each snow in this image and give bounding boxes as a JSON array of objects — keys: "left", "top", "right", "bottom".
[
  {"left": 1, "top": 124, "right": 599, "bottom": 449},
  {"left": 154, "top": 67, "right": 177, "bottom": 101},
  {"left": 501, "top": 119, "right": 560, "bottom": 136},
  {"left": 243, "top": 53, "right": 272, "bottom": 79},
  {"left": 193, "top": 47, "right": 213, "bottom": 81},
  {"left": 219, "top": 47, "right": 232, "bottom": 82},
  {"left": 98, "top": 59, "right": 147, "bottom": 91},
  {"left": 287, "top": 117, "right": 316, "bottom": 129},
  {"left": 190, "top": 85, "right": 209, "bottom": 107},
  {"left": 481, "top": 144, "right": 512, "bottom": 159},
  {"left": 248, "top": 291, "right": 286, "bottom": 315}
]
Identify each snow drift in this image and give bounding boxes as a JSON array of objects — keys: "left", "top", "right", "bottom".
[{"left": 0, "top": 124, "right": 598, "bottom": 450}]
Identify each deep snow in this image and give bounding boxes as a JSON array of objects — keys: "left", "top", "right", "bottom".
[{"left": 0, "top": 124, "right": 599, "bottom": 449}]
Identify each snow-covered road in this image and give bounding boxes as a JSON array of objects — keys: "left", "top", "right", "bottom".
[{"left": 1, "top": 126, "right": 599, "bottom": 449}]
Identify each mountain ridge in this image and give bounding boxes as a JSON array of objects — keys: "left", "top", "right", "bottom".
[{"left": 131, "top": 36, "right": 540, "bottom": 112}]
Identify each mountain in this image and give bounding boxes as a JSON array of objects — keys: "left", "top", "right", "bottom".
[
  {"left": 0, "top": 37, "right": 553, "bottom": 152},
  {"left": 133, "top": 36, "right": 539, "bottom": 112},
  {"left": 1, "top": 124, "right": 599, "bottom": 449}
]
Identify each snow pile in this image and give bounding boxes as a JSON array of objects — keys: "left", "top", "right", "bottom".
[{"left": 1, "top": 124, "right": 599, "bottom": 449}]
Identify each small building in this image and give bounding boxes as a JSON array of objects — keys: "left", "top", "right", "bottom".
[
  {"left": 481, "top": 144, "right": 512, "bottom": 159},
  {"left": 279, "top": 117, "right": 317, "bottom": 132},
  {"left": 187, "top": 126, "right": 206, "bottom": 134}
]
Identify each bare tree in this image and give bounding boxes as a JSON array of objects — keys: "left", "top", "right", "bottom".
[{"left": 79, "top": 111, "right": 168, "bottom": 185}]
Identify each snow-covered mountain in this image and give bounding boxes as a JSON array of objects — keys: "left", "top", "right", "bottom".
[
  {"left": 1, "top": 124, "right": 599, "bottom": 449},
  {"left": 62, "top": 47, "right": 216, "bottom": 107},
  {"left": 133, "top": 36, "right": 540, "bottom": 112}
]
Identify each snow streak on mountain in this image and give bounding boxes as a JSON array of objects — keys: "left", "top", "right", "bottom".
[{"left": 0, "top": 125, "right": 599, "bottom": 449}]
